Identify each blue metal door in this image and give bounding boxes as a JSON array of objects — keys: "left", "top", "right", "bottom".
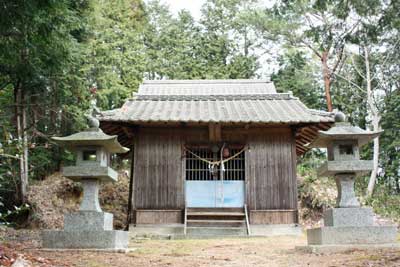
[
  {"left": 185, "top": 147, "right": 245, "bottom": 208},
  {"left": 185, "top": 180, "right": 244, "bottom": 207}
]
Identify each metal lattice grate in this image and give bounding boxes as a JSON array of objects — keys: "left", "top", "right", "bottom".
[{"left": 185, "top": 147, "right": 245, "bottom": 181}]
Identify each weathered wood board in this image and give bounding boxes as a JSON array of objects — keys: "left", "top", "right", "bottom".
[{"left": 132, "top": 126, "right": 298, "bottom": 225}]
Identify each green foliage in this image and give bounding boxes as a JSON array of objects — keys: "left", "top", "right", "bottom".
[
  {"left": 0, "top": 0, "right": 399, "bottom": 226},
  {"left": 365, "top": 186, "right": 400, "bottom": 225},
  {"left": 380, "top": 90, "right": 400, "bottom": 192},
  {"left": 272, "top": 50, "right": 325, "bottom": 110},
  {"left": 0, "top": 0, "right": 93, "bottom": 213},
  {"left": 86, "top": 0, "right": 146, "bottom": 110},
  {"left": 0, "top": 204, "right": 30, "bottom": 226},
  {"left": 142, "top": 0, "right": 259, "bottom": 80}
]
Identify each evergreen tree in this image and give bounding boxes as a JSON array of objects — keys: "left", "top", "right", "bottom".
[
  {"left": 143, "top": 0, "right": 259, "bottom": 80},
  {"left": 272, "top": 50, "right": 325, "bottom": 110},
  {"left": 0, "top": 0, "right": 92, "bottom": 203},
  {"left": 86, "top": 0, "right": 146, "bottom": 110},
  {"left": 199, "top": 0, "right": 259, "bottom": 78}
]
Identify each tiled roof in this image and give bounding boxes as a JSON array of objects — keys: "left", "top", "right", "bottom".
[
  {"left": 99, "top": 93, "right": 334, "bottom": 124},
  {"left": 138, "top": 79, "right": 276, "bottom": 95}
]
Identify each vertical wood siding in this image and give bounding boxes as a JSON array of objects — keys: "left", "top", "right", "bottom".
[
  {"left": 134, "top": 130, "right": 184, "bottom": 209},
  {"left": 133, "top": 126, "right": 297, "bottom": 215},
  {"left": 245, "top": 128, "right": 297, "bottom": 211}
]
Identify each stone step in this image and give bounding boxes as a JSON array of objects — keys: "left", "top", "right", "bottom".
[{"left": 186, "top": 226, "right": 247, "bottom": 236}]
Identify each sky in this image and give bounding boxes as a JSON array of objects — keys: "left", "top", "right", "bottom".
[
  {"left": 159, "top": 0, "right": 275, "bottom": 19},
  {"left": 160, "top": 0, "right": 204, "bottom": 19}
]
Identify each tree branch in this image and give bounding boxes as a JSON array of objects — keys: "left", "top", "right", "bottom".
[
  {"left": 300, "top": 40, "right": 322, "bottom": 59},
  {"left": 350, "top": 53, "right": 366, "bottom": 80},
  {"left": 331, "top": 45, "right": 345, "bottom": 75},
  {"left": 332, "top": 71, "right": 365, "bottom": 93}
]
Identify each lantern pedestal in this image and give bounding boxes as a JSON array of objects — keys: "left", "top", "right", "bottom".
[
  {"left": 299, "top": 112, "right": 398, "bottom": 252},
  {"left": 42, "top": 178, "right": 129, "bottom": 250},
  {"left": 307, "top": 225, "right": 397, "bottom": 246},
  {"left": 41, "top": 228, "right": 128, "bottom": 251},
  {"left": 335, "top": 174, "right": 360, "bottom": 208},
  {"left": 42, "top": 127, "right": 130, "bottom": 251},
  {"left": 323, "top": 207, "right": 373, "bottom": 227},
  {"left": 304, "top": 173, "right": 397, "bottom": 247}
]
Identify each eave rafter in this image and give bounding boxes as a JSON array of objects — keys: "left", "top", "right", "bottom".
[{"left": 295, "top": 122, "right": 333, "bottom": 156}]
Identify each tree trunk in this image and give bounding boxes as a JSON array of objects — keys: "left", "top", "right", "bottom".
[
  {"left": 365, "top": 48, "right": 380, "bottom": 196},
  {"left": 368, "top": 117, "right": 380, "bottom": 196},
  {"left": 15, "top": 86, "right": 28, "bottom": 203},
  {"left": 22, "top": 91, "right": 29, "bottom": 202},
  {"left": 321, "top": 51, "right": 333, "bottom": 112}
]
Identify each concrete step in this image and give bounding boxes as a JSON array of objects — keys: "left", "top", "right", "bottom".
[
  {"left": 186, "top": 226, "right": 247, "bottom": 236},
  {"left": 187, "top": 219, "right": 245, "bottom": 227}
]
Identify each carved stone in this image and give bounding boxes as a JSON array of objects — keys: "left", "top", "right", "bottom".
[
  {"left": 43, "top": 127, "right": 129, "bottom": 250},
  {"left": 79, "top": 179, "right": 102, "bottom": 212},
  {"left": 335, "top": 174, "right": 360, "bottom": 208}
]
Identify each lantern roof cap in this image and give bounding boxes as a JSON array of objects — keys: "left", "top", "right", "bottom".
[
  {"left": 308, "top": 111, "right": 382, "bottom": 148},
  {"left": 52, "top": 128, "right": 129, "bottom": 153},
  {"left": 309, "top": 121, "right": 382, "bottom": 148}
]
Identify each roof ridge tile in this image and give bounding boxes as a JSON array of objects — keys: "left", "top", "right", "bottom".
[{"left": 132, "top": 93, "right": 295, "bottom": 101}]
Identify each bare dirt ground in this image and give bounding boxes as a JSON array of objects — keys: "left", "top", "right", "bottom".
[{"left": 2, "top": 229, "right": 400, "bottom": 267}]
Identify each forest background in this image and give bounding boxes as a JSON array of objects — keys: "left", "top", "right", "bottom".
[{"left": 0, "top": 0, "right": 399, "bottom": 224}]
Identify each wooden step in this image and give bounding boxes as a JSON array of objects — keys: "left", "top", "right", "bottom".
[
  {"left": 187, "top": 208, "right": 244, "bottom": 213},
  {"left": 184, "top": 207, "right": 247, "bottom": 229},
  {"left": 187, "top": 212, "right": 245, "bottom": 217},
  {"left": 187, "top": 219, "right": 245, "bottom": 227}
]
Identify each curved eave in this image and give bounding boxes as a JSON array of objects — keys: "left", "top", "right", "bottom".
[
  {"left": 100, "top": 120, "right": 334, "bottom": 157},
  {"left": 52, "top": 133, "right": 129, "bottom": 154},
  {"left": 308, "top": 130, "right": 383, "bottom": 148}
]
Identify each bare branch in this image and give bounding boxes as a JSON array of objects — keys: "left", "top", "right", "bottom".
[
  {"left": 332, "top": 71, "right": 365, "bottom": 93},
  {"left": 371, "top": 37, "right": 400, "bottom": 81},
  {"left": 331, "top": 45, "right": 345, "bottom": 75},
  {"left": 0, "top": 153, "right": 20, "bottom": 160},
  {"left": 300, "top": 40, "right": 322, "bottom": 59},
  {"left": 350, "top": 54, "right": 366, "bottom": 80}
]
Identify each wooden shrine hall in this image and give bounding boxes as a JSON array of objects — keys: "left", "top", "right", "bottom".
[{"left": 99, "top": 79, "right": 334, "bottom": 236}]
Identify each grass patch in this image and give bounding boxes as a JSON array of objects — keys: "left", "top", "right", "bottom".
[{"left": 352, "top": 254, "right": 384, "bottom": 262}]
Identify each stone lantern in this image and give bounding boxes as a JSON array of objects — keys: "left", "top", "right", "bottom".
[
  {"left": 42, "top": 115, "right": 130, "bottom": 250},
  {"left": 305, "top": 112, "right": 397, "bottom": 250}
]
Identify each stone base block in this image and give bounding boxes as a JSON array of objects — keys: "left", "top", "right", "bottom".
[
  {"left": 64, "top": 211, "right": 113, "bottom": 231},
  {"left": 249, "top": 224, "right": 303, "bottom": 237},
  {"left": 297, "top": 243, "right": 400, "bottom": 254},
  {"left": 307, "top": 226, "right": 397, "bottom": 245},
  {"left": 130, "top": 224, "right": 184, "bottom": 237},
  {"left": 324, "top": 208, "right": 373, "bottom": 227},
  {"left": 41, "top": 230, "right": 128, "bottom": 249}
]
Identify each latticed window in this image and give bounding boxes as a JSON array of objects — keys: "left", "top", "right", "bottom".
[
  {"left": 185, "top": 147, "right": 245, "bottom": 181},
  {"left": 223, "top": 148, "right": 245, "bottom": 181}
]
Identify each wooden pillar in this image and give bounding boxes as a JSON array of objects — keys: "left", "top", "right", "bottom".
[
  {"left": 208, "top": 123, "right": 221, "bottom": 142},
  {"left": 125, "top": 144, "right": 135, "bottom": 229}
]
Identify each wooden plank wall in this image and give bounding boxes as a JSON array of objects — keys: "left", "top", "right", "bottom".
[
  {"left": 136, "top": 210, "right": 182, "bottom": 224},
  {"left": 245, "top": 128, "right": 297, "bottom": 211},
  {"left": 133, "top": 126, "right": 298, "bottom": 225},
  {"left": 250, "top": 210, "right": 298, "bottom": 224},
  {"left": 134, "top": 129, "right": 185, "bottom": 209}
]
